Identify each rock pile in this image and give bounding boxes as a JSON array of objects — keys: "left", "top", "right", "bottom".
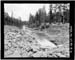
[{"left": 4, "top": 25, "right": 69, "bottom": 57}]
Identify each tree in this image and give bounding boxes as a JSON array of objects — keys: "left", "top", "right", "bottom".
[
  {"left": 49, "top": 4, "right": 53, "bottom": 23},
  {"left": 35, "top": 12, "right": 40, "bottom": 27},
  {"left": 28, "top": 14, "right": 35, "bottom": 28},
  {"left": 62, "top": 4, "right": 70, "bottom": 23}
]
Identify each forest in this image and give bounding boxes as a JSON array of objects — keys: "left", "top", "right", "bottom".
[{"left": 4, "top": 4, "right": 69, "bottom": 29}]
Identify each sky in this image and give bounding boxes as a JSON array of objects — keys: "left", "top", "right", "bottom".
[{"left": 4, "top": 4, "right": 50, "bottom": 21}]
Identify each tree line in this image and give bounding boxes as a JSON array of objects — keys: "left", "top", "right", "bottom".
[
  {"left": 4, "top": 12, "right": 28, "bottom": 28},
  {"left": 4, "top": 4, "right": 69, "bottom": 29},
  {"left": 28, "top": 4, "right": 69, "bottom": 29}
]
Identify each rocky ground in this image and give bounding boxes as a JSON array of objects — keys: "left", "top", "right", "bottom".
[{"left": 4, "top": 23, "right": 69, "bottom": 57}]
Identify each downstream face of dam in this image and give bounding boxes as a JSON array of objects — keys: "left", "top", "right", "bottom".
[
  {"left": 4, "top": 24, "right": 69, "bottom": 57},
  {"left": 4, "top": 3, "right": 70, "bottom": 58}
]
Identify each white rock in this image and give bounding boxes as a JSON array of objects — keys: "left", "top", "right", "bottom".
[
  {"left": 5, "top": 50, "right": 21, "bottom": 57},
  {"left": 37, "top": 38, "right": 57, "bottom": 48}
]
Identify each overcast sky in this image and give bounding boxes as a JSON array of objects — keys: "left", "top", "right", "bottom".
[{"left": 4, "top": 4, "right": 50, "bottom": 21}]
